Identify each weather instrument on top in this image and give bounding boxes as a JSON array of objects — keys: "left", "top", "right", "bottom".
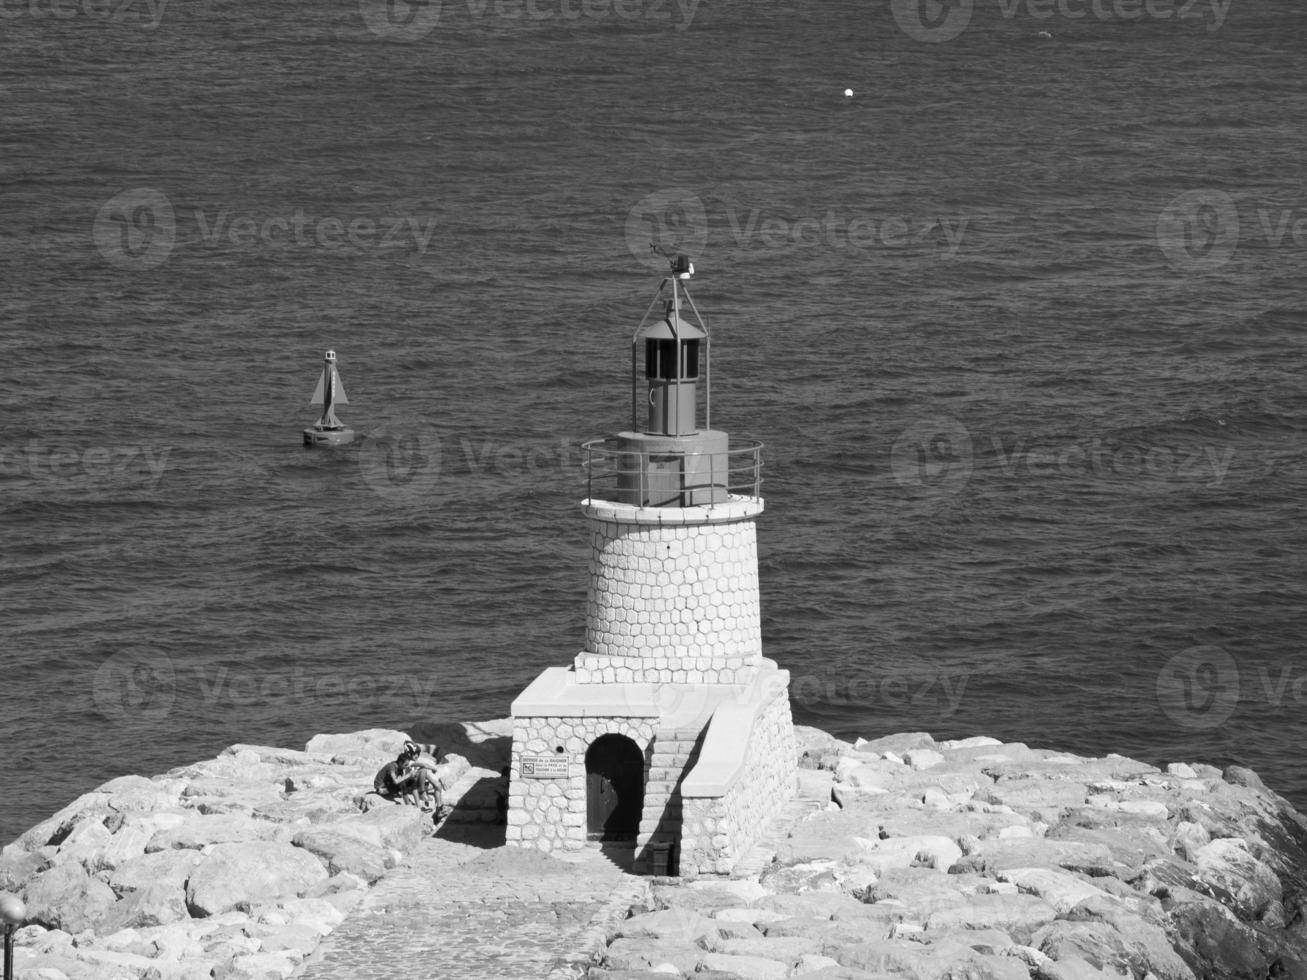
[{"left": 303, "top": 350, "right": 355, "bottom": 447}]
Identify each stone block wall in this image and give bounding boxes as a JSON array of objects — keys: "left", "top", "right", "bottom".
[
  {"left": 505, "top": 714, "right": 656, "bottom": 852},
  {"left": 577, "top": 502, "right": 764, "bottom": 683},
  {"left": 679, "top": 681, "right": 796, "bottom": 875}
]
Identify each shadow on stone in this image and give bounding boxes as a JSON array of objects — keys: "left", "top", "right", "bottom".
[
  {"left": 432, "top": 773, "right": 508, "bottom": 848},
  {"left": 600, "top": 841, "right": 637, "bottom": 874}
]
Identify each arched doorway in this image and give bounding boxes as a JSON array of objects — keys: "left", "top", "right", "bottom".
[{"left": 586, "top": 734, "right": 644, "bottom": 841}]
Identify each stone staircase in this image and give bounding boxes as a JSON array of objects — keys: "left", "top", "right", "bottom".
[{"left": 633, "top": 725, "right": 705, "bottom": 874}]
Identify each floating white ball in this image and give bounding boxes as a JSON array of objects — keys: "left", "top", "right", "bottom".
[
  {"left": 0, "top": 892, "right": 25, "bottom": 925},
  {"left": 844, "top": 88, "right": 853, "bottom": 98}
]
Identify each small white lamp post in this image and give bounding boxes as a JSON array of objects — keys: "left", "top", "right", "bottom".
[{"left": 0, "top": 894, "right": 24, "bottom": 980}]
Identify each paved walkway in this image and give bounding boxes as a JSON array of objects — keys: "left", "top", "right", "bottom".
[{"left": 291, "top": 825, "right": 651, "bottom": 980}]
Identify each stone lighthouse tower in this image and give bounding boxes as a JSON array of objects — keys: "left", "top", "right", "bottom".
[{"left": 507, "top": 257, "right": 796, "bottom": 876}]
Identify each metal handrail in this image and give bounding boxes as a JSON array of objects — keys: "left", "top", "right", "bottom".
[{"left": 582, "top": 438, "right": 764, "bottom": 504}]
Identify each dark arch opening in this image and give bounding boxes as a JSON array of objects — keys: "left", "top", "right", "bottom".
[{"left": 585, "top": 734, "right": 644, "bottom": 842}]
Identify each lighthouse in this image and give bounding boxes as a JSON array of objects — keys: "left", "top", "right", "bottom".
[{"left": 507, "top": 257, "right": 796, "bottom": 876}]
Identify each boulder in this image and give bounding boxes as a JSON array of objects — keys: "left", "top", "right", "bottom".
[
  {"left": 996, "top": 867, "right": 1115, "bottom": 914},
  {"left": 21, "top": 863, "right": 118, "bottom": 934},
  {"left": 924, "top": 892, "right": 1059, "bottom": 945},
  {"left": 851, "top": 834, "right": 962, "bottom": 873},
  {"left": 343, "top": 802, "right": 431, "bottom": 853},
  {"left": 952, "top": 837, "right": 1118, "bottom": 877},
  {"left": 106, "top": 848, "right": 203, "bottom": 895},
  {"left": 184, "top": 841, "right": 329, "bottom": 917},
  {"left": 99, "top": 876, "right": 190, "bottom": 931},
  {"left": 290, "top": 830, "right": 389, "bottom": 884},
  {"left": 0, "top": 849, "right": 49, "bottom": 891},
  {"left": 603, "top": 937, "right": 705, "bottom": 974},
  {"left": 146, "top": 812, "right": 285, "bottom": 852},
  {"left": 700, "top": 951, "right": 790, "bottom": 979},
  {"left": 1192, "top": 837, "right": 1282, "bottom": 921},
  {"left": 616, "top": 909, "right": 720, "bottom": 945},
  {"left": 852, "top": 733, "right": 936, "bottom": 755}
]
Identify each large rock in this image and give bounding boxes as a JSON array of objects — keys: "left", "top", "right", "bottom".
[
  {"left": 290, "top": 830, "right": 390, "bottom": 884},
  {"left": 923, "top": 892, "right": 1059, "bottom": 944},
  {"left": 99, "top": 876, "right": 190, "bottom": 931},
  {"left": 21, "top": 862, "right": 119, "bottom": 934},
  {"left": 1192, "top": 837, "right": 1283, "bottom": 921},
  {"left": 106, "top": 847, "right": 203, "bottom": 895},
  {"left": 952, "top": 837, "right": 1119, "bottom": 877},
  {"left": 184, "top": 841, "right": 329, "bottom": 917},
  {"left": 614, "top": 908, "right": 720, "bottom": 945},
  {"left": 0, "top": 849, "right": 49, "bottom": 891},
  {"left": 339, "top": 802, "right": 431, "bottom": 854},
  {"left": 146, "top": 812, "right": 286, "bottom": 852},
  {"left": 851, "top": 833, "right": 962, "bottom": 873},
  {"left": 996, "top": 867, "right": 1115, "bottom": 914}
]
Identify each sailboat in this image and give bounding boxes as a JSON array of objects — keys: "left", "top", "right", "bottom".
[{"left": 303, "top": 350, "right": 356, "bottom": 447}]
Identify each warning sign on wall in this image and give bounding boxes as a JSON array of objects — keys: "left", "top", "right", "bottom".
[{"left": 521, "top": 755, "right": 570, "bottom": 779}]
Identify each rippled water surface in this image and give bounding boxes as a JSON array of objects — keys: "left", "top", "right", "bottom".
[{"left": 2, "top": 0, "right": 1306, "bottom": 845}]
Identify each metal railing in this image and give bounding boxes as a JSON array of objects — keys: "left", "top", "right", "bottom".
[{"left": 582, "top": 438, "right": 764, "bottom": 506}]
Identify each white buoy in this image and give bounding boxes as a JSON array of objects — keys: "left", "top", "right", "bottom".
[{"left": 844, "top": 88, "right": 853, "bottom": 98}]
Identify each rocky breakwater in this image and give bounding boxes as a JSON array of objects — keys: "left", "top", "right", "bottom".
[
  {"left": 0, "top": 720, "right": 510, "bottom": 980},
  {"left": 594, "top": 729, "right": 1307, "bottom": 980}
]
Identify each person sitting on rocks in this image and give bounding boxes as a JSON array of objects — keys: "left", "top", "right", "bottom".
[
  {"left": 373, "top": 753, "right": 424, "bottom": 807},
  {"left": 400, "top": 741, "right": 447, "bottom": 815}
]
